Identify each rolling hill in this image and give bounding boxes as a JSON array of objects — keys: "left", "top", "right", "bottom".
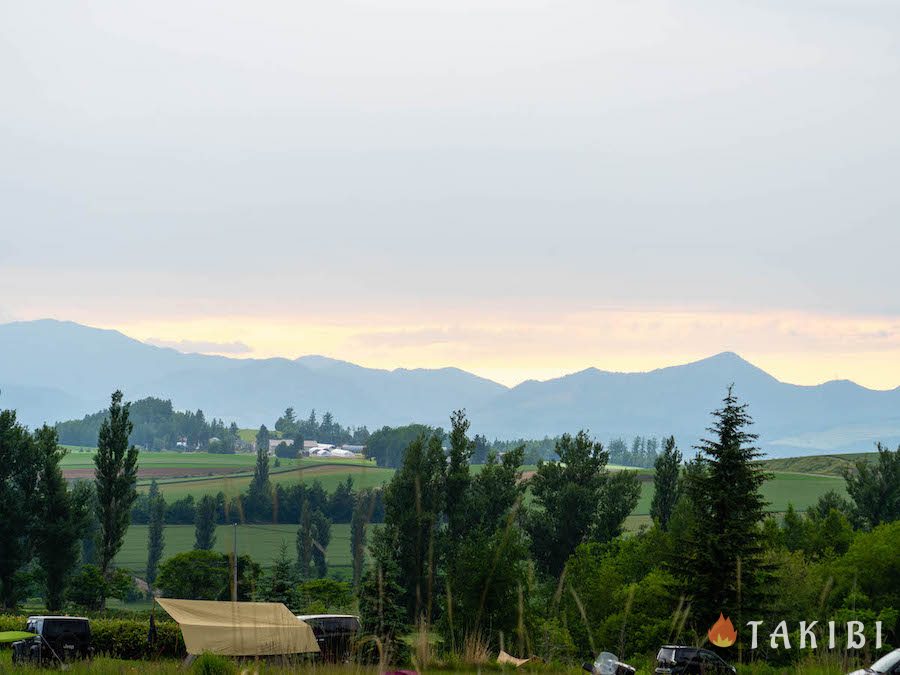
[{"left": 2, "top": 319, "right": 899, "bottom": 457}]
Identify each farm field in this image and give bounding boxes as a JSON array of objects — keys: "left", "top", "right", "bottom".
[
  {"left": 114, "top": 522, "right": 379, "bottom": 580},
  {"left": 67, "top": 450, "right": 847, "bottom": 514},
  {"left": 142, "top": 462, "right": 395, "bottom": 499},
  {"left": 759, "top": 452, "right": 876, "bottom": 476},
  {"left": 111, "top": 467, "right": 844, "bottom": 583}
]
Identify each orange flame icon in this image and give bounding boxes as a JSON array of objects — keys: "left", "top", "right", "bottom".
[{"left": 707, "top": 613, "right": 737, "bottom": 648}]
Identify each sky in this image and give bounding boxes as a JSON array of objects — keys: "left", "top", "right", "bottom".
[{"left": 2, "top": 0, "right": 899, "bottom": 388}]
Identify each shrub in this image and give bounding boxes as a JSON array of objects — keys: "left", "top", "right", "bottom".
[
  {"left": 0, "top": 615, "right": 185, "bottom": 660},
  {"left": 91, "top": 617, "right": 185, "bottom": 659},
  {"left": 191, "top": 652, "right": 237, "bottom": 674}
]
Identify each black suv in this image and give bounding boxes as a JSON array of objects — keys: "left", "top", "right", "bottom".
[
  {"left": 655, "top": 645, "right": 736, "bottom": 674},
  {"left": 12, "top": 616, "right": 93, "bottom": 665},
  {"left": 296, "top": 614, "right": 360, "bottom": 662}
]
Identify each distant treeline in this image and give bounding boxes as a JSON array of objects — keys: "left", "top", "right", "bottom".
[
  {"left": 273, "top": 407, "right": 370, "bottom": 446},
  {"left": 57, "top": 396, "right": 661, "bottom": 469},
  {"left": 130, "top": 477, "right": 385, "bottom": 526},
  {"left": 56, "top": 397, "right": 244, "bottom": 452},
  {"left": 367, "top": 424, "right": 662, "bottom": 468}
]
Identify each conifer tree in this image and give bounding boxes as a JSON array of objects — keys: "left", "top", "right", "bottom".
[{"left": 676, "top": 386, "right": 771, "bottom": 631}]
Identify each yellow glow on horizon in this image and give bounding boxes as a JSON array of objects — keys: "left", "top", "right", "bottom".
[{"left": 95, "top": 308, "right": 900, "bottom": 390}]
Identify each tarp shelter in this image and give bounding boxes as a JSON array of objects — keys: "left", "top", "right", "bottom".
[{"left": 156, "top": 599, "right": 320, "bottom": 656}]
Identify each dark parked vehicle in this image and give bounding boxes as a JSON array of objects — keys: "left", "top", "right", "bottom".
[
  {"left": 11, "top": 616, "right": 93, "bottom": 666},
  {"left": 296, "top": 614, "right": 360, "bottom": 662},
  {"left": 655, "top": 645, "right": 736, "bottom": 675},
  {"left": 848, "top": 648, "right": 900, "bottom": 675}
]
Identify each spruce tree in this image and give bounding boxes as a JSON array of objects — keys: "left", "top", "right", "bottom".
[
  {"left": 94, "top": 390, "right": 140, "bottom": 605},
  {"left": 146, "top": 480, "right": 166, "bottom": 592},
  {"left": 650, "top": 435, "right": 683, "bottom": 530},
  {"left": 677, "top": 386, "right": 771, "bottom": 633},
  {"left": 357, "top": 527, "right": 410, "bottom": 665},
  {"left": 259, "top": 542, "right": 296, "bottom": 605}
]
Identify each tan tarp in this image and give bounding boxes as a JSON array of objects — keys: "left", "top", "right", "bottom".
[
  {"left": 497, "top": 649, "right": 531, "bottom": 667},
  {"left": 156, "top": 599, "right": 320, "bottom": 656}
]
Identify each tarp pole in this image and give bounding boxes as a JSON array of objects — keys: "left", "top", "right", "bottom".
[{"left": 232, "top": 522, "right": 238, "bottom": 602}]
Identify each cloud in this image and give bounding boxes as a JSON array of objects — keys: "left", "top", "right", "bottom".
[{"left": 145, "top": 338, "right": 253, "bottom": 355}]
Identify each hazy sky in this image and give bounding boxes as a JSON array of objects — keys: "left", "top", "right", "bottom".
[{"left": 2, "top": 0, "right": 899, "bottom": 387}]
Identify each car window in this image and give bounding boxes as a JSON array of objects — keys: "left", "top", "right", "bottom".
[
  {"left": 678, "top": 648, "right": 698, "bottom": 662},
  {"left": 657, "top": 648, "right": 676, "bottom": 663}
]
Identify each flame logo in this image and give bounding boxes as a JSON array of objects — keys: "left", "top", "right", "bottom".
[{"left": 707, "top": 613, "right": 737, "bottom": 648}]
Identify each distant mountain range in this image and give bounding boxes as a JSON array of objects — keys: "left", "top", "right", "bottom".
[{"left": 2, "top": 319, "right": 899, "bottom": 458}]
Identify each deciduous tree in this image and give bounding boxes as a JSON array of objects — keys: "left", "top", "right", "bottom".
[
  {"left": 94, "top": 390, "right": 140, "bottom": 606},
  {"left": 146, "top": 480, "right": 166, "bottom": 592},
  {"left": 650, "top": 436, "right": 682, "bottom": 530}
]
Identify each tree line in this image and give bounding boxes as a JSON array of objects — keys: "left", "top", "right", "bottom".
[
  {"left": 273, "top": 407, "right": 370, "bottom": 447},
  {"left": 56, "top": 396, "right": 245, "bottom": 452},
  {"left": 356, "top": 388, "right": 900, "bottom": 665},
  {"left": 0, "top": 391, "right": 139, "bottom": 611}
]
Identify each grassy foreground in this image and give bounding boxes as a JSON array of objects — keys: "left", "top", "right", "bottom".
[{"left": 0, "top": 651, "right": 853, "bottom": 674}]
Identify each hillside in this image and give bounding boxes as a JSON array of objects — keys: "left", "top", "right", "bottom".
[
  {"left": 2, "top": 319, "right": 900, "bottom": 457},
  {"left": 759, "top": 452, "right": 878, "bottom": 476}
]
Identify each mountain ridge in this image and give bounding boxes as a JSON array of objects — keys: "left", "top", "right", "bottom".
[{"left": 1, "top": 319, "right": 898, "bottom": 457}]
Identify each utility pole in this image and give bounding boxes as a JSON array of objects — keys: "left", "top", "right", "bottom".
[{"left": 232, "top": 522, "right": 238, "bottom": 602}]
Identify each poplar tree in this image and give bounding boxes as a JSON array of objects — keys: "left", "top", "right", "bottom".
[
  {"left": 445, "top": 410, "right": 474, "bottom": 546},
  {"left": 297, "top": 500, "right": 313, "bottom": 579},
  {"left": 194, "top": 494, "right": 217, "bottom": 551},
  {"left": 94, "top": 390, "right": 140, "bottom": 605},
  {"left": 650, "top": 435, "right": 682, "bottom": 530},
  {"left": 248, "top": 425, "right": 271, "bottom": 520},
  {"left": 350, "top": 491, "right": 369, "bottom": 587},
  {"left": 146, "top": 479, "right": 166, "bottom": 592}
]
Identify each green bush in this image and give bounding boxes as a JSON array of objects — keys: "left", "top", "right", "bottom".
[
  {"left": 191, "top": 652, "right": 237, "bottom": 675},
  {"left": 91, "top": 617, "right": 185, "bottom": 659}
]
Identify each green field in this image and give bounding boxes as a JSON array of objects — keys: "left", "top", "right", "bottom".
[
  {"left": 64, "top": 450, "right": 847, "bottom": 514},
  {"left": 114, "top": 522, "right": 379, "bottom": 580},
  {"left": 141, "top": 462, "right": 395, "bottom": 499},
  {"left": 108, "top": 455, "right": 848, "bottom": 582},
  {"left": 759, "top": 452, "right": 876, "bottom": 476},
  {"left": 62, "top": 450, "right": 262, "bottom": 469}
]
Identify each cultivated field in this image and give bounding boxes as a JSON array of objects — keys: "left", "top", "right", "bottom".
[
  {"left": 97, "top": 451, "right": 849, "bottom": 580},
  {"left": 64, "top": 450, "right": 849, "bottom": 515},
  {"left": 114, "top": 522, "right": 375, "bottom": 579}
]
